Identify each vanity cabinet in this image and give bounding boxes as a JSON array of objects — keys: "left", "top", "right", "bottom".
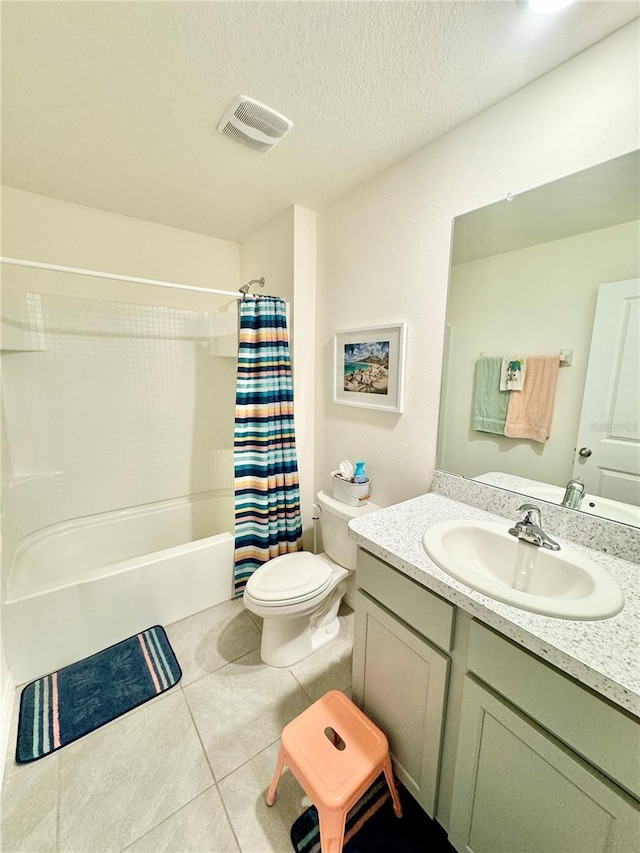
[
  {"left": 352, "top": 549, "right": 640, "bottom": 852},
  {"left": 448, "top": 620, "right": 640, "bottom": 852},
  {"left": 448, "top": 676, "right": 640, "bottom": 853},
  {"left": 352, "top": 550, "right": 452, "bottom": 815}
]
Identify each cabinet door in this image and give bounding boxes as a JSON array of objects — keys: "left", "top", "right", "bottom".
[
  {"left": 449, "top": 677, "right": 640, "bottom": 853},
  {"left": 352, "top": 590, "right": 449, "bottom": 816}
]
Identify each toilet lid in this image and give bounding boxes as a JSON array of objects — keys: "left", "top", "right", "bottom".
[{"left": 246, "top": 553, "right": 333, "bottom": 604}]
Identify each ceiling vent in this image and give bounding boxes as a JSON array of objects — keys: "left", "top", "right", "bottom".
[{"left": 217, "top": 96, "right": 293, "bottom": 153}]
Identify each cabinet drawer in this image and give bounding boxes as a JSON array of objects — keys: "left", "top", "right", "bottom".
[
  {"left": 467, "top": 620, "right": 640, "bottom": 799},
  {"left": 357, "top": 549, "right": 454, "bottom": 652}
]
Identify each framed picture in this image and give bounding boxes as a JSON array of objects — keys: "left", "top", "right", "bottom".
[{"left": 333, "top": 323, "right": 407, "bottom": 412}]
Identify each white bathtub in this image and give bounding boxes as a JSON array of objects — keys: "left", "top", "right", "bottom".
[{"left": 4, "top": 493, "right": 235, "bottom": 683}]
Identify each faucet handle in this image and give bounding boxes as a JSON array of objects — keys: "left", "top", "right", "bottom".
[{"left": 517, "top": 503, "right": 542, "bottom": 525}]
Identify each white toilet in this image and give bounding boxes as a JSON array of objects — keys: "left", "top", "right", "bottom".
[{"left": 243, "top": 490, "right": 381, "bottom": 667}]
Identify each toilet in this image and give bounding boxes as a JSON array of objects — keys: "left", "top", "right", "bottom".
[{"left": 243, "top": 490, "right": 381, "bottom": 667}]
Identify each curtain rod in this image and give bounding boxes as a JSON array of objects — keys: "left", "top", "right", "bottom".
[{"left": 0, "top": 256, "right": 247, "bottom": 298}]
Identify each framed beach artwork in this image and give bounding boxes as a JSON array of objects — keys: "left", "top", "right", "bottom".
[{"left": 333, "top": 323, "right": 407, "bottom": 412}]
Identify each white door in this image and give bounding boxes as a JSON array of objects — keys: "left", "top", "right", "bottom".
[{"left": 573, "top": 279, "right": 640, "bottom": 505}]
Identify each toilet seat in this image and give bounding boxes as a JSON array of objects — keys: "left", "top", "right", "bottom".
[{"left": 245, "top": 553, "right": 333, "bottom": 607}]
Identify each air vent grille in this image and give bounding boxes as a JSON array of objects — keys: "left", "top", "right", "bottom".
[
  {"left": 221, "top": 123, "right": 273, "bottom": 153},
  {"left": 234, "top": 100, "right": 290, "bottom": 138},
  {"left": 217, "top": 96, "right": 293, "bottom": 153}
]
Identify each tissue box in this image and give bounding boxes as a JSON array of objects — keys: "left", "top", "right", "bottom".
[{"left": 331, "top": 471, "right": 371, "bottom": 507}]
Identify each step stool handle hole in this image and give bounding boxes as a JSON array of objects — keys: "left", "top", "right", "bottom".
[{"left": 324, "top": 726, "right": 346, "bottom": 751}]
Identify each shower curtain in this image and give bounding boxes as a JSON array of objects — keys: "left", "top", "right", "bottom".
[{"left": 233, "top": 295, "right": 303, "bottom": 596}]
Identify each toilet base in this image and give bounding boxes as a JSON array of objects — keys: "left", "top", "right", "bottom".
[
  {"left": 311, "top": 614, "right": 341, "bottom": 651},
  {"left": 258, "top": 580, "right": 346, "bottom": 668}
]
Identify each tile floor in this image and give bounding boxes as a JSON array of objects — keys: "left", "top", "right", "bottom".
[{"left": 1, "top": 599, "right": 355, "bottom": 853}]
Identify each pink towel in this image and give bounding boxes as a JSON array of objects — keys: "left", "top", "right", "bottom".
[{"left": 504, "top": 355, "right": 559, "bottom": 443}]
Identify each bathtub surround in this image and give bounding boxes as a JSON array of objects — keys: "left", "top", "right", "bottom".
[
  {"left": 233, "top": 295, "right": 303, "bottom": 595},
  {"left": 16, "top": 626, "right": 181, "bottom": 764},
  {"left": 1, "top": 284, "right": 237, "bottom": 543}
]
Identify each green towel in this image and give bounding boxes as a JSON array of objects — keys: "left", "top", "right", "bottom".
[{"left": 473, "top": 356, "right": 510, "bottom": 434}]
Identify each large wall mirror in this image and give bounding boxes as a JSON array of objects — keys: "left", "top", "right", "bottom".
[{"left": 437, "top": 150, "right": 640, "bottom": 527}]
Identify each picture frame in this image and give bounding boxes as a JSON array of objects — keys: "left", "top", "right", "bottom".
[{"left": 333, "top": 323, "right": 407, "bottom": 412}]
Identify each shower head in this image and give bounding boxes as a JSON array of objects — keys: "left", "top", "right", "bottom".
[{"left": 239, "top": 278, "right": 265, "bottom": 295}]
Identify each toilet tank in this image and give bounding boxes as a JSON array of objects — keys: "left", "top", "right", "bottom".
[{"left": 316, "top": 490, "right": 381, "bottom": 570}]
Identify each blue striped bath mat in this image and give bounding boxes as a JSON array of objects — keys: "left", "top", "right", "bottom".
[
  {"left": 291, "top": 775, "right": 454, "bottom": 852},
  {"left": 16, "top": 626, "right": 181, "bottom": 763}
]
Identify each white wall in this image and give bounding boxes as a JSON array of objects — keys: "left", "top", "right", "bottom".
[
  {"left": 239, "top": 207, "right": 294, "bottom": 303},
  {"left": 441, "top": 220, "right": 640, "bottom": 486},
  {"left": 1, "top": 186, "right": 239, "bottom": 293},
  {"left": 316, "top": 21, "right": 640, "bottom": 508},
  {"left": 292, "top": 207, "right": 317, "bottom": 548}
]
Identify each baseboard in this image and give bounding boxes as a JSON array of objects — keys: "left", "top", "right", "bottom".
[{"left": 0, "top": 670, "right": 15, "bottom": 777}]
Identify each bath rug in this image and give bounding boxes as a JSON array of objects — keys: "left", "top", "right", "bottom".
[
  {"left": 16, "top": 626, "right": 181, "bottom": 763},
  {"left": 290, "top": 775, "right": 454, "bottom": 853}
]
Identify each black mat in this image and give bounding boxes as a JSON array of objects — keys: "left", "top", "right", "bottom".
[{"left": 291, "top": 774, "right": 455, "bottom": 853}]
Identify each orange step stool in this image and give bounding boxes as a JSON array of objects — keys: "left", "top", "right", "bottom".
[{"left": 266, "top": 689, "right": 402, "bottom": 853}]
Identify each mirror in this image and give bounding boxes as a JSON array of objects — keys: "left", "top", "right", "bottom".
[{"left": 437, "top": 150, "right": 640, "bottom": 526}]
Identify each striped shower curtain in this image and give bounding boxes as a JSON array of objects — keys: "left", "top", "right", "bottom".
[{"left": 233, "top": 295, "right": 303, "bottom": 596}]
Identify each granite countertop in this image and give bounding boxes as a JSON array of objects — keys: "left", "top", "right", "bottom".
[{"left": 349, "top": 493, "right": 640, "bottom": 719}]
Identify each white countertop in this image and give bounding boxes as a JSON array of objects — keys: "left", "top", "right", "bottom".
[{"left": 349, "top": 492, "right": 640, "bottom": 718}]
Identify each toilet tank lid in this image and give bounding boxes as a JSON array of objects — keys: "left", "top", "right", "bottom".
[{"left": 316, "top": 490, "right": 382, "bottom": 519}]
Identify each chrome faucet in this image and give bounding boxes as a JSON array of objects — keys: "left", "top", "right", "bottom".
[
  {"left": 509, "top": 504, "right": 561, "bottom": 551},
  {"left": 561, "top": 477, "right": 585, "bottom": 509}
]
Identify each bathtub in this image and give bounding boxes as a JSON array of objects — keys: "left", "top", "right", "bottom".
[{"left": 4, "top": 493, "right": 235, "bottom": 683}]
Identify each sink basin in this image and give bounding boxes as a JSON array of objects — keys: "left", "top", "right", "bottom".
[{"left": 422, "top": 520, "right": 624, "bottom": 620}]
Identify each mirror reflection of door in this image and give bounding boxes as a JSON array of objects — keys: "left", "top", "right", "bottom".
[{"left": 574, "top": 279, "right": 640, "bottom": 504}]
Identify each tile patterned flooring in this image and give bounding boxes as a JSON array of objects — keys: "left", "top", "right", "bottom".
[{"left": 1, "top": 599, "right": 355, "bottom": 852}]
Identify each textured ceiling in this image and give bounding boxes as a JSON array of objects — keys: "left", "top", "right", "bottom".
[{"left": 2, "top": 1, "right": 639, "bottom": 242}]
